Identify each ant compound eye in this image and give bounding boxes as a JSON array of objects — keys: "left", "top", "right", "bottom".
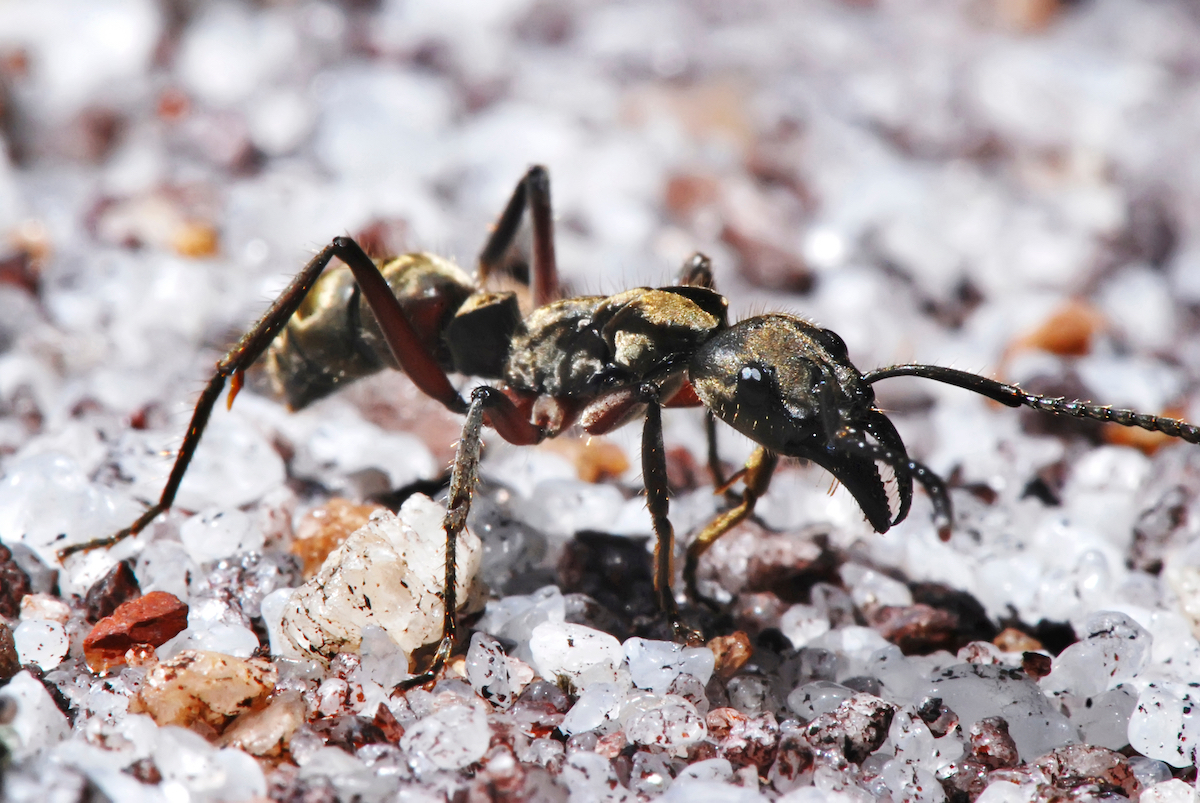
[
  {"left": 737, "top": 363, "right": 775, "bottom": 395},
  {"left": 813, "top": 328, "right": 849, "bottom": 361}
]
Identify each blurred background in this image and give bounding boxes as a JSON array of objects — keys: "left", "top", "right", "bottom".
[{"left": 1, "top": 0, "right": 1200, "bottom": 633}]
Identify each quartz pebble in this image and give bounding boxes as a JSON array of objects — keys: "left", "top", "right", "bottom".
[
  {"left": 82, "top": 589, "right": 189, "bottom": 672},
  {"left": 529, "top": 621, "right": 624, "bottom": 690},
  {"left": 282, "top": 495, "right": 484, "bottom": 657},
  {"left": 133, "top": 649, "right": 277, "bottom": 728},
  {"left": 218, "top": 689, "right": 306, "bottom": 756},
  {"left": 13, "top": 620, "right": 69, "bottom": 670},
  {"left": 400, "top": 703, "right": 490, "bottom": 772},
  {"left": 624, "top": 636, "right": 715, "bottom": 694}
]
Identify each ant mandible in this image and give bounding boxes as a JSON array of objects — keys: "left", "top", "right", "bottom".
[{"left": 65, "top": 166, "right": 1200, "bottom": 689}]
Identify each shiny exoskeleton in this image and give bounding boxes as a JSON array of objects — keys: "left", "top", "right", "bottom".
[{"left": 71, "top": 166, "right": 1200, "bottom": 691}]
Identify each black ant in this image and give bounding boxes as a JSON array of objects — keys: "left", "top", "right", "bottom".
[{"left": 64, "top": 166, "right": 1200, "bottom": 689}]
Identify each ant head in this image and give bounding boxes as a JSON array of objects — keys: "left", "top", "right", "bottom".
[
  {"left": 688, "top": 314, "right": 872, "bottom": 452},
  {"left": 690, "top": 314, "right": 906, "bottom": 533}
]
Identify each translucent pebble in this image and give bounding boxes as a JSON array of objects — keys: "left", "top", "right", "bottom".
[
  {"left": 136, "top": 540, "right": 198, "bottom": 600},
  {"left": 0, "top": 671, "right": 69, "bottom": 760},
  {"left": 259, "top": 587, "right": 301, "bottom": 659},
  {"left": 466, "top": 632, "right": 517, "bottom": 708},
  {"left": 1127, "top": 756, "right": 1174, "bottom": 788},
  {"left": 889, "top": 708, "right": 937, "bottom": 769},
  {"left": 1042, "top": 611, "right": 1150, "bottom": 698},
  {"left": 1069, "top": 686, "right": 1136, "bottom": 750},
  {"left": 282, "top": 496, "right": 484, "bottom": 657},
  {"left": 631, "top": 749, "right": 675, "bottom": 795},
  {"left": 560, "top": 682, "right": 624, "bottom": 736},
  {"left": 152, "top": 725, "right": 228, "bottom": 795},
  {"left": 13, "top": 620, "right": 68, "bottom": 670},
  {"left": 974, "top": 779, "right": 1031, "bottom": 803},
  {"left": 673, "top": 757, "right": 732, "bottom": 783},
  {"left": 19, "top": 594, "right": 70, "bottom": 624},
  {"left": 624, "top": 637, "right": 715, "bottom": 694},
  {"left": 529, "top": 621, "right": 623, "bottom": 690},
  {"left": 355, "top": 625, "right": 410, "bottom": 689},
  {"left": 559, "top": 750, "right": 632, "bottom": 802},
  {"left": 179, "top": 508, "right": 263, "bottom": 564},
  {"left": 164, "top": 622, "right": 260, "bottom": 659},
  {"left": 925, "top": 663, "right": 1074, "bottom": 761},
  {"left": 788, "top": 681, "right": 855, "bottom": 720},
  {"left": 727, "top": 675, "right": 776, "bottom": 717},
  {"left": 841, "top": 564, "right": 913, "bottom": 608},
  {"left": 475, "top": 585, "right": 565, "bottom": 665},
  {"left": 881, "top": 760, "right": 946, "bottom": 803},
  {"left": 779, "top": 604, "right": 832, "bottom": 648},
  {"left": 624, "top": 694, "right": 706, "bottom": 756},
  {"left": 513, "top": 479, "right": 629, "bottom": 539},
  {"left": 1129, "top": 682, "right": 1200, "bottom": 768},
  {"left": 1141, "top": 779, "right": 1199, "bottom": 803},
  {"left": 400, "top": 704, "right": 490, "bottom": 771}
]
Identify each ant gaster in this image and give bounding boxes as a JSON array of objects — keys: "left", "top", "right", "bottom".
[{"left": 66, "top": 166, "right": 1200, "bottom": 690}]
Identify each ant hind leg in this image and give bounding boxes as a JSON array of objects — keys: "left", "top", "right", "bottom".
[{"left": 477, "top": 166, "right": 560, "bottom": 306}]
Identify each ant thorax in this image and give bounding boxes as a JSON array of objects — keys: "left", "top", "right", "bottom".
[{"left": 503, "top": 286, "right": 727, "bottom": 435}]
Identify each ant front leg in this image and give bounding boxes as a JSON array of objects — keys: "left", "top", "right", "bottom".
[
  {"left": 477, "top": 165, "right": 560, "bottom": 306},
  {"left": 393, "top": 386, "right": 543, "bottom": 692},
  {"left": 684, "top": 448, "right": 778, "bottom": 609}
]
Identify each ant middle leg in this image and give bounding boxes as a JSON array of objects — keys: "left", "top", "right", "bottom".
[
  {"left": 640, "top": 384, "right": 705, "bottom": 644},
  {"left": 477, "top": 165, "right": 560, "bottom": 306},
  {"left": 683, "top": 447, "right": 779, "bottom": 609}
]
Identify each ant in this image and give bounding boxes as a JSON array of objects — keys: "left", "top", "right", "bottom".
[{"left": 64, "top": 166, "right": 1200, "bottom": 689}]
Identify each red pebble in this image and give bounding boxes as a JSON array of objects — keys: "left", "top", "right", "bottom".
[{"left": 83, "top": 590, "right": 189, "bottom": 672}]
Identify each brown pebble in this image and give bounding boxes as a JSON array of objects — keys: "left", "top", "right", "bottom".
[
  {"left": 541, "top": 437, "right": 630, "bottom": 484},
  {"left": 292, "top": 498, "right": 384, "bottom": 577},
  {"left": 84, "top": 559, "right": 141, "bottom": 623},
  {"left": 133, "top": 649, "right": 277, "bottom": 729},
  {"left": 993, "top": 627, "right": 1042, "bottom": 653},
  {"left": 83, "top": 590, "right": 189, "bottom": 673},
  {"left": 1015, "top": 299, "right": 1103, "bottom": 358},
  {"left": 708, "top": 632, "right": 753, "bottom": 679},
  {"left": 0, "top": 621, "right": 20, "bottom": 682},
  {"left": 372, "top": 702, "right": 405, "bottom": 743},
  {"left": 1034, "top": 744, "right": 1140, "bottom": 799},
  {"left": 0, "top": 545, "right": 32, "bottom": 620},
  {"left": 1021, "top": 651, "right": 1053, "bottom": 679},
  {"left": 969, "top": 716, "right": 1020, "bottom": 770},
  {"left": 865, "top": 603, "right": 959, "bottom": 655},
  {"left": 803, "top": 694, "right": 896, "bottom": 765}
]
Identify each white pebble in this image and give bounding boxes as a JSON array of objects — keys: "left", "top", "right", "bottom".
[
  {"left": 779, "top": 604, "right": 832, "bottom": 648},
  {"left": 282, "top": 495, "right": 484, "bottom": 657},
  {"left": 400, "top": 704, "right": 490, "bottom": 771},
  {"left": 529, "top": 621, "right": 623, "bottom": 690},
  {"left": 18, "top": 593, "right": 70, "bottom": 624},
  {"left": 1141, "top": 779, "right": 1199, "bottom": 803},
  {"left": 560, "top": 682, "right": 624, "bottom": 736},
  {"left": 624, "top": 637, "right": 715, "bottom": 694},
  {"left": 13, "top": 620, "right": 69, "bottom": 670},
  {"left": 624, "top": 694, "right": 707, "bottom": 756},
  {"left": 0, "top": 671, "right": 70, "bottom": 760},
  {"left": 179, "top": 507, "right": 263, "bottom": 564}
]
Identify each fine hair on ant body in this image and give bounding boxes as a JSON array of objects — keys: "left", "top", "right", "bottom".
[{"left": 67, "top": 166, "right": 1200, "bottom": 690}]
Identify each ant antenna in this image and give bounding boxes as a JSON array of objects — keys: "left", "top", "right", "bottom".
[{"left": 862, "top": 364, "right": 1200, "bottom": 444}]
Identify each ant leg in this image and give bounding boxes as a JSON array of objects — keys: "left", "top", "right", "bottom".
[
  {"left": 863, "top": 364, "right": 1200, "bottom": 444},
  {"left": 704, "top": 410, "right": 729, "bottom": 489},
  {"left": 60, "top": 242, "right": 349, "bottom": 558},
  {"left": 640, "top": 385, "right": 703, "bottom": 644},
  {"left": 477, "top": 165, "right": 559, "bottom": 306},
  {"left": 683, "top": 447, "right": 778, "bottom": 608},
  {"left": 678, "top": 252, "right": 715, "bottom": 288},
  {"left": 330, "top": 237, "right": 468, "bottom": 415},
  {"left": 392, "top": 385, "right": 490, "bottom": 693}
]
